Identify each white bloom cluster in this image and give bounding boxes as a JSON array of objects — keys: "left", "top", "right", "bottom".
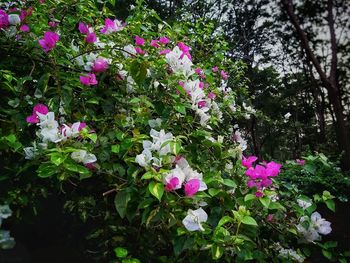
[
  {"left": 0, "top": 205, "right": 15, "bottom": 249},
  {"left": 274, "top": 243, "right": 305, "bottom": 263},
  {"left": 165, "top": 46, "right": 193, "bottom": 78},
  {"left": 297, "top": 199, "right": 312, "bottom": 210},
  {"left": 242, "top": 102, "right": 256, "bottom": 119},
  {"left": 184, "top": 80, "right": 212, "bottom": 126},
  {"left": 297, "top": 212, "right": 332, "bottom": 243},
  {"left": 135, "top": 129, "right": 174, "bottom": 168},
  {"left": 71, "top": 150, "right": 97, "bottom": 165}
]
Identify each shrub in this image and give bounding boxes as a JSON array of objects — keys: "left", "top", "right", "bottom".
[{"left": 0, "top": 0, "right": 345, "bottom": 262}]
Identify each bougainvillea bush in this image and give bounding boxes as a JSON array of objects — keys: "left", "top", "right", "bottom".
[{"left": 0, "top": 0, "right": 344, "bottom": 262}]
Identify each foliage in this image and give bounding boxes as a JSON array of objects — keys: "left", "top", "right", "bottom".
[
  {"left": 0, "top": 0, "right": 347, "bottom": 262},
  {"left": 279, "top": 154, "right": 350, "bottom": 202}
]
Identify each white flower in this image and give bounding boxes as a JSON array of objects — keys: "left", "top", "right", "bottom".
[
  {"left": 71, "top": 150, "right": 97, "bottom": 164},
  {"left": 233, "top": 130, "right": 247, "bottom": 151},
  {"left": 165, "top": 46, "right": 193, "bottom": 78},
  {"left": 8, "top": 14, "right": 21, "bottom": 25},
  {"left": 284, "top": 112, "right": 292, "bottom": 120},
  {"left": 135, "top": 149, "right": 153, "bottom": 167},
  {"left": 148, "top": 118, "right": 162, "bottom": 128},
  {"left": 311, "top": 212, "right": 332, "bottom": 235},
  {"left": 182, "top": 208, "right": 208, "bottom": 231},
  {"left": 126, "top": 76, "right": 136, "bottom": 93},
  {"left": 149, "top": 129, "right": 174, "bottom": 155},
  {"left": 23, "top": 146, "right": 37, "bottom": 160},
  {"left": 297, "top": 212, "right": 331, "bottom": 242},
  {"left": 297, "top": 199, "right": 312, "bottom": 210},
  {"left": 123, "top": 44, "right": 136, "bottom": 58}
]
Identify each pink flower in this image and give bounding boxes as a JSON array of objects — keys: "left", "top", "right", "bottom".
[
  {"left": 195, "top": 68, "right": 202, "bottom": 75},
  {"left": 266, "top": 214, "right": 274, "bottom": 222},
  {"left": 78, "top": 22, "right": 89, "bottom": 34},
  {"left": 20, "top": 24, "right": 30, "bottom": 32},
  {"left": 135, "top": 47, "right": 145, "bottom": 55},
  {"left": 184, "top": 179, "right": 200, "bottom": 197},
  {"left": 242, "top": 156, "right": 258, "bottom": 168},
  {"left": 85, "top": 32, "right": 96, "bottom": 43},
  {"left": 92, "top": 58, "right": 109, "bottom": 73},
  {"left": 78, "top": 122, "right": 87, "bottom": 131},
  {"left": 207, "top": 92, "right": 216, "bottom": 99},
  {"left": 159, "top": 49, "right": 171, "bottom": 55},
  {"left": 178, "top": 42, "right": 190, "bottom": 53},
  {"left": 100, "top": 18, "right": 124, "bottom": 34},
  {"left": 0, "top": 10, "right": 9, "bottom": 29},
  {"left": 177, "top": 42, "right": 192, "bottom": 60},
  {"left": 48, "top": 21, "right": 58, "bottom": 28},
  {"left": 39, "top": 0, "right": 45, "bottom": 3},
  {"left": 199, "top": 82, "right": 204, "bottom": 89},
  {"left": 296, "top": 159, "right": 305, "bottom": 165},
  {"left": 220, "top": 70, "right": 228, "bottom": 80},
  {"left": 38, "top": 31, "right": 59, "bottom": 53},
  {"left": 198, "top": 101, "right": 206, "bottom": 108},
  {"left": 159, "top": 36, "right": 169, "bottom": 45},
  {"left": 150, "top": 39, "right": 160, "bottom": 48},
  {"left": 266, "top": 161, "right": 282, "bottom": 177},
  {"left": 26, "top": 104, "right": 49, "bottom": 123},
  {"left": 135, "top": 35, "right": 145, "bottom": 46},
  {"left": 85, "top": 162, "right": 97, "bottom": 171},
  {"left": 255, "top": 190, "right": 264, "bottom": 198},
  {"left": 80, "top": 73, "right": 98, "bottom": 86},
  {"left": 165, "top": 177, "right": 180, "bottom": 192}
]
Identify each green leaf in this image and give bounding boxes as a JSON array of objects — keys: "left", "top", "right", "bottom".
[
  {"left": 241, "top": 216, "right": 258, "bottom": 226},
  {"left": 325, "top": 199, "right": 335, "bottom": 212},
  {"left": 322, "top": 249, "right": 332, "bottom": 260},
  {"left": 174, "top": 104, "right": 186, "bottom": 115},
  {"left": 37, "top": 163, "right": 57, "bottom": 178},
  {"left": 148, "top": 181, "right": 164, "bottom": 201},
  {"left": 141, "top": 171, "right": 154, "bottom": 180},
  {"left": 87, "top": 133, "right": 97, "bottom": 143},
  {"left": 130, "top": 60, "right": 147, "bottom": 86},
  {"left": 244, "top": 194, "right": 255, "bottom": 202},
  {"left": 211, "top": 244, "right": 224, "bottom": 260},
  {"left": 259, "top": 196, "right": 270, "bottom": 209},
  {"left": 114, "top": 247, "right": 128, "bottom": 258},
  {"left": 209, "top": 188, "right": 221, "bottom": 197},
  {"left": 114, "top": 191, "right": 131, "bottom": 219},
  {"left": 63, "top": 160, "right": 91, "bottom": 179},
  {"left": 111, "top": 144, "right": 120, "bottom": 153},
  {"left": 222, "top": 179, "right": 237, "bottom": 188},
  {"left": 217, "top": 216, "right": 234, "bottom": 228},
  {"left": 50, "top": 152, "right": 66, "bottom": 166}
]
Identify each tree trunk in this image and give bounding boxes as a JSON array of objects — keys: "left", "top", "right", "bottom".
[{"left": 281, "top": 0, "right": 350, "bottom": 170}]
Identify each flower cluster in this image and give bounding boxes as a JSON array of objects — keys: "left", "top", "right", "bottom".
[
  {"left": 164, "top": 156, "right": 207, "bottom": 197},
  {"left": 0, "top": 5, "right": 32, "bottom": 36},
  {"left": 0, "top": 205, "right": 15, "bottom": 249},
  {"left": 242, "top": 156, "right": 282, "bottom": 197},
  {"left": 24, "top": 104, "right": 97, "bottom": 167},
  {"left": 296, "top": 212, "right": 332, "bottom": 243},
  {"left": 135, "top": 129, "right": 174, "bottom": 168}
]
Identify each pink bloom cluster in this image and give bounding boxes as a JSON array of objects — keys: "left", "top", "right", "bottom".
[
  {"left": 38, "top": 31, "right": 59, "bottom": 52},
  {"left": 150, "top": 36, "right": 170, "bottom": 49},
  {"left": 242, "top": 156, "right": 282, "bottom": 197},
  {"left": 0, "top": 7, "right": 32, "bottom": 32},
  {"left": 26, "top": 104, "right": 49, "bottom": 123},
  {"left": 78, "top": 22, "right": 96, "bottom": 43},
  {"left": 100, "top": 18, "right": 125, "bottom": 34}
]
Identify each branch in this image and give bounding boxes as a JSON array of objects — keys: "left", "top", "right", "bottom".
[
  {"left": 280, "top": 0, "right": 333, "bottom": 91},
  {"left": 327, "top": 0, "right": 338, "bottom": 86}
]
